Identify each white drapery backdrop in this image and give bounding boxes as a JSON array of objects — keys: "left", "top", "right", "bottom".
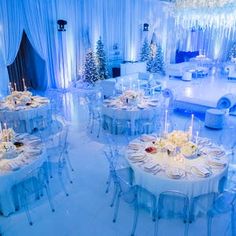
[
  {"left": 0, "top": 0, "right": 235, "bottom": 95},
  {"left": 0, "top": 0, "right": 171, "bottom": 95},
  {"left": 0, "top": 0, "right": 23, "bottom": 96}
]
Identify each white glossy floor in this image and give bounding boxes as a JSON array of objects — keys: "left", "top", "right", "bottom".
[{"left": 1, "top": 75, "right": 236, "bottom": 236}]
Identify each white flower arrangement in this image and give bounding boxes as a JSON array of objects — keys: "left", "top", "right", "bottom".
[
  {"left": 155, "top": 130, "right": 197, "bottom": 157},
  {"left": 6, "top": 91, "right": 33, "bottom": 106},
  {"left": 1, "top": 128, "right": 15, "bottom": 142},
  {"left": 181, "top": 142, "right": 197, "bottom": 157},
  {"left": 167, "top": 130, "right": 189, "bottom": 146},
  {"left": 120, "top": 90, "right": 144, "bottom": 104},
  {"left": 0, "top": 141, "right": 16, "bottom": 152}
]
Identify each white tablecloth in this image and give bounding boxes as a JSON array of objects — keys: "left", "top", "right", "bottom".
[
  {"left": 0, "top": 102, "right": 52, "bottom": 133},
  {"left": 126, "top": 135, "right": 228, "bottom": 201},
  {"left": 101, "top": 97, "right": 160, "bottom": 135},
  {"left": 0, "top": 134, "right": 47, "bottom": 216}
]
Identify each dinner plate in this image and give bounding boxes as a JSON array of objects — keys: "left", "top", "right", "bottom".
[
  {"left": 165, "top": 168, "right": 185, "bottom": 179},
  {"left": 191, "top": 166, "right": 212, "bottom": 178},
  {"left": 206, "top": 159, "right": 227, "bottom": 169}
]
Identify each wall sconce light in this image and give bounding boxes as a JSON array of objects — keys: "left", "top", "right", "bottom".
[
  {"left": 57, "top": 19, "right": 67, "bottom": 31},
  {"left": 143, "top": 23, "right": 149, "bottom": 32}
]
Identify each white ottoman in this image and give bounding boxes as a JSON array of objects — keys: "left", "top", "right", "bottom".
[
  {"left": 205, "top": 109, "right": 225, "bottom": 129},
  {"left": 182, "top": 71, "right": 192, "bottom": 81}
]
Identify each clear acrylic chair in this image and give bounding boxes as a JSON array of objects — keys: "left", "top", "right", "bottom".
[
  {"left": 104, "top": 149, "right": 129, "bottom": 195},
  {"left": 189, "top": 192, "right": 217, "bottom": 223},
  {"left": 110, "top": 167, "right": 156, "bottom": 236},
  {"left": 110, "top": 168, "right": 138, "bottom": 236},
  {"left": 207, "top": 191, "right": 236, "bottom": 236},
  {"left": 136, "top": 114, "right": 161, "bottom": 135},
  {"left": 12, "top": 164, "right": 55, "bottom": 225},
  {"left": 155, "top": 191, "right": 189, "bottom": 236},
  {"left": 87, "top": 102, "right": 102, "bottom": 138},
  {"left": 46, "top": 124, "right": 74, "bottom": 196}
]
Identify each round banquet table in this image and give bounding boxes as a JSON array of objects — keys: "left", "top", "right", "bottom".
[
  {"left": 0, "top": 97, "right": 52, "bottom": 133},
  {"left": 126, "top": 134, "right": 228, "bottom": 211},
  {"left": 101, "top": 96, "right": 160, "bottom": 135},
  {"left": 0, "top": 134, "right": 47, "bottom": 216}
]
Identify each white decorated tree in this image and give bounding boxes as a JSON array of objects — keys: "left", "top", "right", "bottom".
[
  {"left": 96, "top": 37, "right": 109, "bottom": 80},
  {"left": 140, "top": 38, "right": 150, "bottom": 62},
  {"left": 228, "top": 42, "right": 236, "bottom": 61},
  {"left": 84, "top": 48, "right": 98, "bottom": 84},
  {"left": 148, "top": 42, "right": 165, "bottom": 75}
]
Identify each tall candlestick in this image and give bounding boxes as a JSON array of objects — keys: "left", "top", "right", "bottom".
[
  {"left": 22, "top": 78, "right": 27, "bottom": 91},
  {"left": 14, "top": 82, "right": 17, "bottom": 91},
  {"left": 164, "top": 109, "right": 168, "bottom": 135},
  {"left": 195, "top": 131, "right": 199, "bottom": 145},
  {"left": 190, "top": 114, "right": 194, "bottom": 131},
  {"left": 8, "top": 84, "right": 11, "bottom": 94}
]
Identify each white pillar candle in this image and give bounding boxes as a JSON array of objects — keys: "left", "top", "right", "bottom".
[
  {"left": 195, "top": 131, "right": 199, "bottom": 145},
  {"left": 14, "top": 82, "right": 17, "bottom": 91},
  {"left": 22, "top": 78, "right": 27, "bottom": 91},
  {"left": 8, "top": 84, "right": 11, "bottom": 94},
  {"left": 164, "top": 109, "right": 168, "bottom": 134},
  {"left": 190, "top": 114, "right": 194, "bottom": 138},
  {"left": 4, "top": 123, "right": 7, "bottom": 130}
]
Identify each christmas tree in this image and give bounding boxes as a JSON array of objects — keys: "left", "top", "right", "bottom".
[
  {"left": 84, "top": 48, "right": 98, "bottom": 84},
  {"left": 96, "top": 37, "right": 109, "bottom": 80},
  {"left": 148, "top": 42, "right": 165, "bottom": 75},
  {"left": 140, "top": 38, "right": 150, "bottom": 62},
  {"left": 228, "top": 42, "right": 236, "bottom": 61}
]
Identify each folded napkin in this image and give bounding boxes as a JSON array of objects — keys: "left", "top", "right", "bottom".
[
  {"left": 191, "top": 166, "right": 211, "bottom": 178},
  {"left": 148, "top": 102, "right": 158, "bottom": 107},
  {"left": 207, "top": 159, "right": 227, "bottom": 168},
  {"left": 140, "top": 134, "right": 156, "bottom": 142},
  {"left": 208, "top": 148, "right": 225, "bottom": 157},
  {"left": 128, "top": 153, "right": 145, "bottom": 160},
  {"left": 137, "top": 104, "right": 146, "bottom": 109},
  {"left": 128, "top": 142, "right": 142, "bottom": 150},
  {"left": 166, "top": 167, "right": 184, "bottom": 179},
  {"left": 144, "top": 161, "right": 159, "bottom": 169}
]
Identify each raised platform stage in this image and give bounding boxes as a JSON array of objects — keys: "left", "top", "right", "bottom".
[{"left": 158, "top": 75, "right": 236, "bottom": 114}]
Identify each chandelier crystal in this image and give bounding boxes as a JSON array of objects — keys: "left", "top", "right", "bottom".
[
  {"left": 175, "top": 0, "right": 235, "bottom": 9},
  {"left": 172, "top": 0, "right": 236, "bottom": 30}
]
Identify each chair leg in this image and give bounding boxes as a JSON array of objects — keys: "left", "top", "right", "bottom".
[
  {"left": 110, "top": 185, "right": 118, "bottom": 207},
  {"left": 22, "top": 192, "right": 33, "bottom": 226},
  {"left": 184, "top": 221, "right": 189, "bottom": 236},
  {"left": 97, "top": 119, "right": 101, "bottom": 138},
  {"left": 58, "top": 166, "right": 69, "bottom": 196},
  {"left": 207, "top": 216, "right": 212, "bottom": 236},
  {"left": 61, "top": 158, "right": 73, "bottom": 184},
  {"left": 90, "top": 116, "right": 94, "bottom": 134},
  {"left": 131, "top": 201, "right": 139, "bottom": 236},
  {"left": 152, "top": 197, "right": 157, "bottom": 222},
  {"left": 231, "top": 209, "right": 235, "bottom": 236},
  {"left": 65, "top": 150, "right": 74, "bottom": 172},
  {"left": 113, "top": 192, "right": 121, "bottom": 223},
  {"left": 154, "top": 217, "right": 159, "bottom": 236},
  {"left": 105, "top": 174, "right": 112, "bottom": 193},
  {"left": 44, "top": 184, "right": 55, "bottom": 212}
]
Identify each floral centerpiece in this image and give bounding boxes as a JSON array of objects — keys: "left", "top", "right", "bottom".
[
  {"left": 120, "top": 90, "right": 144, "bottom": 105},
  {"left": 152, "top": 130, "right": 197, "bottom": 158},
  {"left": 6, "top": 91, "right": 33, "bottom": 107},
  {"left": 1, "top": 128, "right": 15, "bottom": 142},
  {"left": 0, "top": 141, "right": 17, "bottom": 159}
]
